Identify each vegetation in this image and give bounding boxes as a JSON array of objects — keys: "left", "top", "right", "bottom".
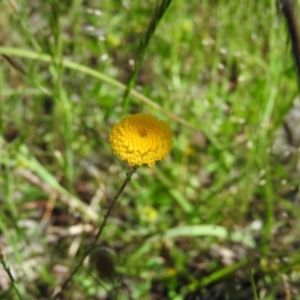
[{"left": 0, "top": 0, "right": 300, "bottom": 299}]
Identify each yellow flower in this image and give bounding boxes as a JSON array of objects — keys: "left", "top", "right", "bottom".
[
  {"left": 109, "top": 113, "right": 173, "bottom": 167},
  {"left": 141, "top": 206, "right": 158, "bottom": 222}
]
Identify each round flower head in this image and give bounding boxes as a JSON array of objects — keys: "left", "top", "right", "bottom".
[{"left": 109, "top": 113, "right": 173, "bottom": 167}]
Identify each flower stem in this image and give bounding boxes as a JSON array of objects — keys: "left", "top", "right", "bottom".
[{"left": 52, "top": 166, "right": 139, "bottom": 299}]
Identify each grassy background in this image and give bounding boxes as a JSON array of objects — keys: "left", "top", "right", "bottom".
[{"left": 1, "top": 0, "right": 300, "bottom": 299}]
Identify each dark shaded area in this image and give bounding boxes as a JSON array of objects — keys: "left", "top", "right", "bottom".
[{"left": 278, "top": 0, "right": 300, "bottom": 84}]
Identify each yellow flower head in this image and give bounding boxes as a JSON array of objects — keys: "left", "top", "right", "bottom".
[{"left": 109, "top": 113, "right": 173, "bottom": 167}]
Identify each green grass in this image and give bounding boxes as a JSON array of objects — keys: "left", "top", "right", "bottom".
[{"left": 1, "top": 0, "right": 300, "bottom": 299}]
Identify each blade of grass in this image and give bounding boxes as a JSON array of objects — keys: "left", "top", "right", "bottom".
[
  {"left": 188, "top": 258, "right": 247, "bottom": 290},
  {"left": 247, "top": 254, "right": 259, "bottom": 300},
  {"left": 47, "top": 2, "right": 75, "bottom": 190},
  {"left": 258, "top": 10, "right": 282, "bottom": 253},
  {"left": 122, "top": 0, "right": 173, "bottom": 107},
  {"left": 15, "top": 144, "right": 98, "bottom": 222},
  {"left": 0, "top": 244, "right": 23, "bottom": 300},
  {"left": 154, "top": 167, "right": 193, "bottom": 213},
  {"left": 0, "top": 47, "right": 225, "bottom": 152},
  {"left": 130, "top": 225, "right": 255, "bottom": 261},
  {"left": 0, "top": 46, "right": 192, "bottom": 130}
]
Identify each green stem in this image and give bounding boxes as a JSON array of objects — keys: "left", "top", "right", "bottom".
[
  {"left": 186, "top": 259, "right": 247, "bottom": 291},
  {"left": 261, "top": 168, "right": 274, "bottom": 255},
  {"left": 52, "top": 166, "right": 139, "bottom": 299},
  {"left": 122, "top": 0, "right": 173, "bottom": 107},
  {"left": 0, "top": 244, "right": 23, "bottom": 300},
  {"left": 247, "top": 255, "right": 259, "bottom": 300}
]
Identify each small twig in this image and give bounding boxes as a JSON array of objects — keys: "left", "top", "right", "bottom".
[
  {"left": 52, "top": 166, "right": 139, "bottom": 299},
  {"left": 0, "top": 244, "right": 23, "bottom": 300}
]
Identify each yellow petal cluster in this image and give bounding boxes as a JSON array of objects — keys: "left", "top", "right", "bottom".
[{"left": 109, "top": 113, "right": 173, "bottom": 167}]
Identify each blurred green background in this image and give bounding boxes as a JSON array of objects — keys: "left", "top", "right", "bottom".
[{"left": 1, "top": 0, "right": 300, "bottom": 299}]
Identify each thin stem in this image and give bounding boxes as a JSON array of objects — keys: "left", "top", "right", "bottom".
[
  {"left": 52, "top": 166, "right": 139, "bottom": 299},
  {"left": 261, "top": 168, "right": 274, "bottom": 255},
  {"left": 0, "top": 244, "right": 23, "bottom": 300},
  {"left": 247, "top": 255, "right": 259, "bottom": 300},
  {"left": 122, "top": 0, "right": 173, "bottom": 107}
]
